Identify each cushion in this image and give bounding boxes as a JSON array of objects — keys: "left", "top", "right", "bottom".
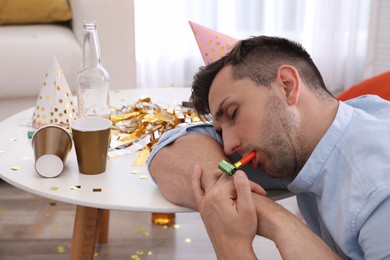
[
  {"left": 337, "top": 71, "right": 390, "bottom": 101},
  {"left": 0, "top": 24, "right": 82, "bottom": 99},
  {"left": 0, "top": 0, "right": 72, "bottom": 25}
]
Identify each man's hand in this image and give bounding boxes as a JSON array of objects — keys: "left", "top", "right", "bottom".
[{"left": 192, "top": 165, "right": 261, "bottom": 259}]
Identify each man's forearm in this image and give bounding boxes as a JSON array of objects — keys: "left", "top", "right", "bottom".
[
  {"left": 149, "top": 133, "right": 229, "bottom": 210},
  {"left": 252, "top": 193, "right": 342, "bottom": 259}
]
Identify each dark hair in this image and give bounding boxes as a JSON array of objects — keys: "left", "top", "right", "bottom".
[{"left": 190, "top": 36, "right": 334, "bottom": 118}]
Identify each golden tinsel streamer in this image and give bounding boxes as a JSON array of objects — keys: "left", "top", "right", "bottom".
[{"left": 109, "top": 97, "right": 200, "bottom": 166}]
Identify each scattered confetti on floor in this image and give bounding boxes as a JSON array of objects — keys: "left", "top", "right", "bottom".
[
  {"left": 50, "top": 187, "right": 59, "bottom": 191},
  {"left": 57, "top": 246, "right": 65, "bottom": 253}
]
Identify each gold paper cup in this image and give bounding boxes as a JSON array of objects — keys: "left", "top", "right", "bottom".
[
  {"left": 70, "top": 117, "right": 112, "bottom": 175},
  {"left": 31, "top": 125, "right": 72, "bottom": 178}
]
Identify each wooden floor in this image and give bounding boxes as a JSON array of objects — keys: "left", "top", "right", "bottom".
[{"left": 0, "top": 179, "right": 300, "bottom": 259}]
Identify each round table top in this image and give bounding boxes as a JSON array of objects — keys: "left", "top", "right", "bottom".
[{"left": 0, "top": 88, "right": 193, "bottom": 213}]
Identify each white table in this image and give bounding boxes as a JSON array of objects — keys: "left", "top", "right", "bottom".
[{"left": 0, "top": 87, "right": 292, "bottom": 259}]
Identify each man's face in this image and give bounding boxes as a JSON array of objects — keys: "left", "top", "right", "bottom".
[{"left": 208, "top": 65, "right": 298, "bottom": 178}]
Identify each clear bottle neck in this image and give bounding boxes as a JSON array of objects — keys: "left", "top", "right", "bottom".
[{"left": 82, "top": 20, "right": 101, "bottom": 68}]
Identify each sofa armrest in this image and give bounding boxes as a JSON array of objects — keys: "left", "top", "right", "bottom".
[{"left": 69, "top": 0, "right": 136, "bottom": 90}]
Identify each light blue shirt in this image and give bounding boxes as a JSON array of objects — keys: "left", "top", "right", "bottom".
[{"left": 288, "top": 95, "right": 390, "bottom": 259}]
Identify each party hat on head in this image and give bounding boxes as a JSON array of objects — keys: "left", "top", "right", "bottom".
[
  {"left": 189, "top": 21, "right": 238, "bottom": 65},
  {"left": 32, "top": 56, "right": 78, "bottom": 128}
]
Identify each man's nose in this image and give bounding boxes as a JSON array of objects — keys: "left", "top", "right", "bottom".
[{"left": 222, "top": 129, "right": 241, "bottom": 155}]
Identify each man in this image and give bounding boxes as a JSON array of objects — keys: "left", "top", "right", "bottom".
[{"left": 147, "top": 36, "right": 390, "bottom": 259}]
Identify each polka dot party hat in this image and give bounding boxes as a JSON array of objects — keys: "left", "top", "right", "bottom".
[
  {"left": 32, "top": 56, "right": 77, "bottom": 128},
  {"left": 189, "top": 21, "right": 238, "bottom": 65}
]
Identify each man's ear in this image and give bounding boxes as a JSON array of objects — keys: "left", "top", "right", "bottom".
[{"left": 276, "top": 65, "right": 300, "bottom": 106}]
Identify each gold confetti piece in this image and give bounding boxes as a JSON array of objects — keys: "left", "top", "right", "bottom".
[
  {"left": 50, "top": 187, "right": 59, "bottom": 191},
  {"left": 10, "top": 166, "right": 21, "bottom": 171},
  {"left": 22, "top": 156, "right": 30, "bottom": 160},
  {"left": 131, "top": 255, "right": 141, "bottom": 260},
  {"left": 143, "top": 232, "right": 149, "bottom": 236},
  {"left": 46, "top": 213, "right": 51, "bottom": 217},
  {"left": 57, "top": 246, "right": 65, "bottom": 253},
  {"left": 94, "top": 253, "right": 100, "bottom": 257},
  {"left": 0, "top": 210, "right": 9, "bottom": 215},
  {"left": 70, "top": 185, "right": 81, "bottom": 190},
  {"left": 185, "top": 238, "right": 192, "bottom": 243},
  {"left": 131, "top": 170, "right": 141, "bottom": 174},
  {"left": 71, "top": 213, "right": 75, "bottom": 217},
  {"left": 139, "top": 175, "right": 148, "bottom": 179},
  {"left": 93, "top": 188, "right": 102, "bottom": 192},
  {"left": 135, "top": 228, "right": 144, "bottom": 233},
  {"left": 9, "top": 138, "right": 17, "bottom": 141},
  {"left": 53, "top": 227, "right": 59, "bottom": 231},
  {"left": 0, "top": 150, "right": 5, "bottom": 154},
  {"left": 136, "top": 250, "right": 144, "bottom": 255},
  {"left": 147, "top": 251, "right": 153, "bottom": 255},
  {"left": 173, "top": 224, "right": 180, "bottom": 229},
  {"left": 50, "top": 200, "right": 57, "bottom": 205}
]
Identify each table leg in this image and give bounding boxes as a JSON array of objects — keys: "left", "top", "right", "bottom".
[
  {"left": 98, "top": 209, "right": 110, "bottom": 243},
  {"left": 70, "top": 205, "right": 104, "bottom": 260}
]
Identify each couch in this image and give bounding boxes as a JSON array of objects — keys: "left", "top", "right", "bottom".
[{"left": 0, "top": 0, "right": 136, "bottom": 122}]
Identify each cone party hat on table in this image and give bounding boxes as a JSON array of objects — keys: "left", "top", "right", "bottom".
[
  {"left": 189, "top": 21, "right": 238, "bottom": 65},
  {"left": 32, "top": 56, "right": 78, "bottom": 128}
]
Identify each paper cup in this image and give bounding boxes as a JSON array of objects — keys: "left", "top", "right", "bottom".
[
  {"left": 70, "top": 117, "right": 112, "bottom": 175},
  {"left": 31, "top": 125, "right": 72, "bottom": 178}
]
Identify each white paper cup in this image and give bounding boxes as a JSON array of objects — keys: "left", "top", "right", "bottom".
[
  {"left": 70, "top": 117, "right": 112, "bottom": 175},
  {"left": 31, "top": 125, "right": 72, "bottom": 178}
]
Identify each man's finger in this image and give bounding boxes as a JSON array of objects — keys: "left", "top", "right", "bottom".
[{"left": 234, "top": 171, "right": 256, "bottom": 214}]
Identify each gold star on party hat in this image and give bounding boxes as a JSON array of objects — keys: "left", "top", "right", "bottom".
[
  {"left": 32, "top": 56, "right": 78, "bottom": 128},
  {"left": 189, "top": 21, "right": 238, "bottom": 65}
]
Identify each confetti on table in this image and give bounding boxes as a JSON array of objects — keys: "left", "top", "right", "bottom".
[
  {"left": 57, "top": 246, "right": 65, "bottom": 253},
  {"left": 185, "top": 238, "right": 192, "bottom": 243},
  {"left": 131, "top": 255, "right": 141, "bottom": 260},
  {"left": 0, "top": 150, "right": 5, "bottom": 154},
  {"left": 136, "top": 250, "right": 144, "bottom": 255},
  {"left": 94, "top": 253, "right": 100, "bottom": 257},
  {"left": 173, "top": 224, "right": 180, "bottom": 229},
  {"left": 71, "top": 212, "right": 75, "bottom": 217},
  {"left": 46, "top": 213, "right": 51, "bottom": 217},
  {"left": 71, "top": 185, "right": 81, "bottom": 190},
  {"left": 50, "top": 187, "right": 59, "bottom": 191},
  {"left": 131, "top": 170, "right": 141, "bottom": 174},
  {"left": 93, "top": 188, "right": 102, "bottom": 192},
  {"left": 139, "top": 175, "right": 147, "bottom": 179},
  {"left": 9, "top": 138, "right": 17, "bottom": 141},
  {"left": 143, "top": 232, "right": 149, "bottom": 236},
  {"left": 0, "top": 210, "right": 9, "bottom": 215},
  {"left": 147, "top": 251, "right": 153, "bottom": 255},
  {"left": 50, "top": 200, "right": 57, "bottom": 205},
  {"left": 53, "top": 227, "right": 59, "bottom": 231},
  {"left": 10, "top": 166, "right": 21, "bottom": 171},
  {"left": 22, "top": 156, "right": 30, "bottom": 160}
]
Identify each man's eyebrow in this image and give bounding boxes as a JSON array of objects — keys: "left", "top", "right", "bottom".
[{"left": 213, "top": 97, "right": 230, "bottom": 122}]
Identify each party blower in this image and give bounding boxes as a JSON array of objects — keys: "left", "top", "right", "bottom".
[{"left": 218, "top": 151, "right": 256, "bottom": 176}]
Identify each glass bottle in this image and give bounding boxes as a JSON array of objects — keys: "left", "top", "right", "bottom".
[{"left": 76, "top": 20, "right": 110, "bottom": 119}]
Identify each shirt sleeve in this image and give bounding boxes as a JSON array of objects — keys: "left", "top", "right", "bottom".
[
  {"left": 358, "top": 189, "right": 390, "bottom": 259},
  {"left": 146, "top": 122, "right": 293, "bottom": 189}
]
